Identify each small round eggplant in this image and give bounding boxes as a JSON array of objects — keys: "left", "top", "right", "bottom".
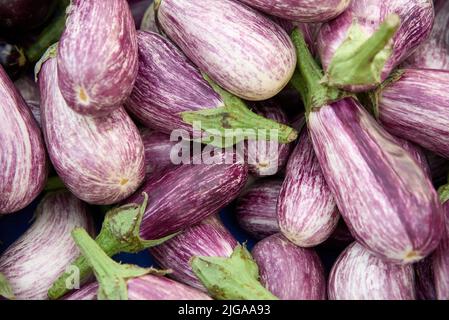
[
  {"left": 57, "top": 0, "right": 138, "bottom": 116},
  {"left": 252, "top": 234, "right": 326, "bottom": 300},
  {"left": 0, "top": 0, "right": 56, "bottom": 31},
  {"left": 156, "top": 0, "right": 297, "bottom": 101}
]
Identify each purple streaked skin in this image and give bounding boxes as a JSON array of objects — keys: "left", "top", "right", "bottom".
[
  {"left": 57, "top": 0, "right": 138, "bottom": 116},
  {"left": 14, "top": 76, "right": 41, "bottom": 127},
  {"left": 396, "top": 137, "right": 431, "bottom": 178},
  {"left": 64, "top": 276, "right": 212, "bottom": 300},
  {"left": 235, "top": 179, "right": 282, "bottom": 240},
  {"left": 0, "top": 66, "right": 48, "bottom": 214},
  {"left": 432, "top": 201, "right": 449, "bottom": 300},
  {"left": 39, "top": 57, "right": 145, "bottom": 205},
  {"left": 309, "top": 98, "right": 444, "bottom": 264},
  {"left": 140, "top": 129, "right": 180, "bottom": 175},
  {"left": 377, "top": 68, "right": 449, "bottom": 159},
  {"left": 156, "top": 0, "right": 297, "bottom": 101},
  {"left": 237, "top": 0, "right": 351, "bottom": 22},
  {"left": 317, "top": 0, "right": 434, "bottom": 92},
  {"left": 0, "top": 192, "right": 94, "bottom": 300},
  {"left": 278, "top": 129, "right": 339, "bottom": 247},
  {"left": 405, "top": 0, "right": 449, "bottom": 69},
  {"left": 328, "top": 242, "right": 416, "bottom": 300},
  {"left": 252, "top": 234, "right": 326, "bottom": 300},
  {"left": 149, "top": 215, "right": 238, "bottom": 291}
]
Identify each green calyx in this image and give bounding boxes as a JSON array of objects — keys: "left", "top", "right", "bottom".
[
  {"left": 34, "top": 42, "right": 58, "bottom": 81},
  {"left": 47, "top": 193, "right": 176, "bottom": 300},
  {"left": 44, "top": 176, "right": 67, "bottom": 193},
  {"left": 0, "top": 273, "right": 15, "bottom": 300},
  {"left": 190, "top": 245, "right": 278, "bottom": 300},
  {"left": 323, "top": 14, "right": 401, "bottom": 88},
  {"left": 181, "top": 75, "right": 298, "bottom": 148},
  {"left": 439, "top": 184, "right": 449, "bottom": 204},
  {"left": 72, "top": 228, "right": 168, "bottom": 300}
]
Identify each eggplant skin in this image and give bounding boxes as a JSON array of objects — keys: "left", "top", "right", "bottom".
[
  {"left": 140, "top": 129, "right": 178, "bottom": 175},
  {"left": 0, "top": 66, "right": 48, "bottom": 214},
  {"left": 278, "top": 129, "right": 339, "bottom": 247},
  {"left": 157, "top": 0, "right": 297, "bottom": 101},
  {"left": 379, "top": 69, "right": 449, "bottom": 159},
  {"left": 252, "top": 234, "right": 326, "bottom": 300},
  {"left": 57, "top": 0, "right": 138, "bottom": 116},
  {"left": 309, "top": 98, "right": 444, "bottom": 264},
  {"left": 235, "top": 179, "right": 281, "bottom": 240},
  {"left": 39, "top": 57, "right": 145, "bottom": 205},
  {"left": 415, "top": 257, "right": 436, "bottom": 300},
  {"left": 329, "top": 242, "right": 416, "bottom": 300},
  {"left": 150, "top": 215, "right": 238, "bottom": 291},
  {"left": 0, "top": 0, "right": 56, "bottom": 30},
  {"left": 433, "top": 202, "right": 449, "bottom": 300},
  {"left": 237, "top": 0, "right": 351, "bottom": 22},
  {"left": 0, "top": 192, "right": 94, "bottom": 300}
]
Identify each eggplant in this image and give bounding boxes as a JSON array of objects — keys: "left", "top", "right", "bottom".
[
  {"left": 405, "top": 0, "right": 449, "bottom": 70},
  {"left": 375, "top": 69, "right": 449, "bottom": 159},
  {"left": 415, "top": 258, "right": 436, "bottom": 300},
  {"left": 397, "top": 138, "right": 431, "bottom": 178},
  {"left": 432, "top": 201, "right": 449, "bottom": 300},
  {"left": 14, "top": 76, "right": 41, "bottom": 127},
  {"left": 317, "top": 0, "right": 434, "bottom": 92},
  {"left": 57, "top": 0, "right": 138, "bottom": 116},
  {"left": 156, "top": 0, "right": 297, "bottom": 101},
  {"left": 278, "top": 129, "right": 339, "bottom": 247},
  {"left": 0, "top": 38, "right": 27, "bottom": 80},
  {"left": 252, "top": 234, "right": 326, "bottom": 300},
  {"left": 237, "top": 0, "right": 351, "bottom": 22},
  {"left": 329, "top": 242, "right": 416, "bottom": 300},
  {"left": 127, "top": 0, "right": 154, "bottom": 27},
  {"left": 39, "top": 55, "right": 145, "bottom": 205},
  {"left": 235, "top": 179, "right": 281, "bottom": 240},
  {"left": 126, "top": 31, "right": 297, "bottom": 146},
  {"left": 291, "top": 29, "right": 444, "bottom": 264},
  {"left": 150, "top": 215, "right": 238, "bottom": 291},
  {"left": 0, "top": 192, "right": 94, "bottom": 300},
  {"left": 141, "top": 129, "right": 178, "bottom": 175},
  {"left": 0, "top": 66, "right": 47, "bottom": 214},
  {"left": 0, "top": 0, "right": 57, "bottom": 31}
]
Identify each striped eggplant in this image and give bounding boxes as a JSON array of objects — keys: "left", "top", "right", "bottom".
[
  {"left": 140, "top": 129, "right": 179, "bottom": 175},
  {"left": 57, "top": 0, "right": 138, "bottom": 116},
  {"left": 150, "top": 215, "right": 238, "bottom": 291},
  {"left": 405, "top": 0, "right": 449, "bottom": 69},
  {"left": 291, "top": 29, "right": 444, "bottom": 264},
  {"left": 235, "top": 179, "right": 281, "bottom": 240},
  {"left": 317, "top": 0, "right": 434, "bottom": 92},
  {"left": 39, "top": 55, "right": 145, "bottom": 205},
  {"left": 0, "top": 66, "right": 47, "bottom": 214},
  {"left": 126, "top": 31, "right": 297, "bottom": 146},
  {"left": 397, "top": 138, "right": 431, "bottom": 178},
  {"left": 14, "top": 76, "right": 41, "bottom": 127},
  {"left": 237, "top": 0, "right": 351, "bottom": 22},
  {"left": 329, "top": 242, "right": 416, "bottom": 300},
  {"left": 252, "top": 234, "right": 326, "bottom": 300},
  {"left": 375, "top": 69, "right": 449, "bottom": 159},
  {"left": 278, "top": 129, "right": 339, "bottom": 247},
  {"left": 0, "top": 192, "right": 94, "bottom": 300},
  {"left": 432, "top": 201, "right": 449, "bottom": 300},
  {"left": 156, "top": 0, "right": 297, "bottom": 101}
]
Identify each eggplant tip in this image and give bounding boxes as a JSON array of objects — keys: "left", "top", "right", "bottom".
[
  {"left": 77, "top": 87, "right": 90, "bottom": 104},
  {"left": 402, "top": 250, "right": 422, "bottom": 264}
]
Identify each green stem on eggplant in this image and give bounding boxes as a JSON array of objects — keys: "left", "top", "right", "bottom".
[
  {"left": 0, "top": 273, "right": 15, "bottom": 300},
  {"left": 44, "top": 176, "right": 67, "bottom": 193}
]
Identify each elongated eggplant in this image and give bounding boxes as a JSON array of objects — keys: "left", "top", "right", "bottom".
[
  {"left": 0, "top": 192, "right": 94, "bottom": 300},
  {"left": 0, "top": 0, "right": 56, "bottom": 30},
  {"left": 237, "top": 0, "right": 351, "bottom": 22},
  {"left": 14, "top": 76, "right": 41, "bottom": 127},
  {"left": 329, "top": 242, "right": 416, "bottom": 300},
  {"left": 375, "top": 69, "right": 449, "bottom": 159},
  {"left": 405, "top": 0, "right": 449, "bottom": 69},
  {"left": 397, "top": 138, "right": 431, "bottom": 178},
  {"left": 278, "top": 129, "right": 339, "bottom": 247},
  {"left": 156, "top": 0, "right": 297, "bottom": 101},
  {"left": 432, "top": 201, "right": 449, "bottom": 300},
  {"left": 252, "top": 234, "right": 326, "bottom": 300},
  {"left": 235, "top": 179, "right": 281, "bottom": 240},
  {"left": 150, "top": 215, "right": 237, "bottom": 290},
  {"left": 317, "top": 0, "right": 434, "bottom": 92},
  {"left": 291, "top": 29, "right": 444, "bottom": 263},
  {"left": 39, "top": 55, "right": 145, "bottom": 205},
  {"left": 57, "top": 0, "right": 138, "bottom": 116},
  {"left": 141, "top": 129, "right": 177, "bottom": 175},
  {"left": 0, "top": 66, "right": 47, "bottom": 214}
]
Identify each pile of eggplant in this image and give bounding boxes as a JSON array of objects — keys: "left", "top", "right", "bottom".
[{"left": 1, "top": 0, "right": 449, "bottom": 301}]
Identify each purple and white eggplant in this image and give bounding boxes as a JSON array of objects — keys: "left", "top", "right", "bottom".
[
  {"left": 317, "top": 0, "right": 434, "bottom": 92},
  {"left": 39, "top": 55, "right": 145, "bottom": 205},
  {"left": 432, "top": 199, "right": 449, "bottom": 300},
  {"left": 375, "top": 68, "right": 449, "bottom": 159},
  {"left": 277, "top": 129, "right": 339, "bottom": 247},
  {"left": 291, "top": 29, "right": 444, "bottom": 264},
  {"left": 156, "top": 0, "right": 297, "bottom": 101},
  {"left": 150, "top": 215, "right": 237, "bottom": 291},
  {"left": 14, "top": 76, "right": 42, "bottom": 127},
  {"left": 235, "top": 179, "right": 281, "bottom": 240},
  {"left": 57, "top": 0, "right": 138, "bottom": 116},
  {"left": 0, "top": 192, "right": 94, "bottom": 300},
  {"left": 328, "top": 242, "right": 416, "bottom": 300},
  {"left": 0, "top": 66, "right": 47, "bottom": 214},
  {"left": 237, "top": 0, "right": 351, "bottom": 22},
  {"left": 252, "top": 234, "right": 326, "bottom": 300}
]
